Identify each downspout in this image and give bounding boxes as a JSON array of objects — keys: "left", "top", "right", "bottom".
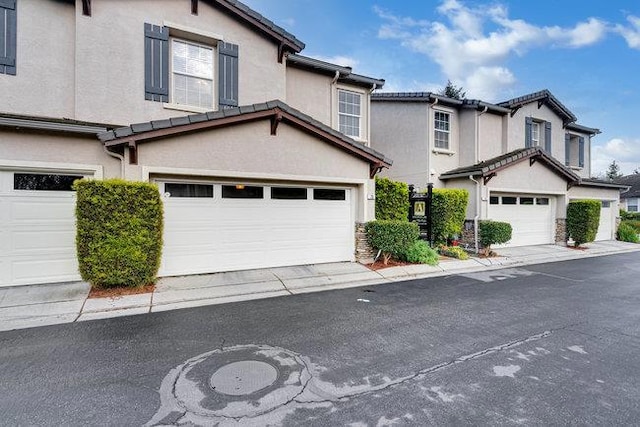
[
  {"left": 469, "top": 174, "right": 480, "bottom": 254},
  {"left": 428, "top": 97, "right": 439, "bottom": 184},
  {"left": 367, "top": 83, "right": 376, "bottom": 144},
  {"left": 475, "top": 105, "right": 488, "bottom": 163},
  {"left": 330, "top": 70, "right": 340, "bottom": 129},
  {"left": 103, "top": 145, "right": 125, "bottom": 179}
]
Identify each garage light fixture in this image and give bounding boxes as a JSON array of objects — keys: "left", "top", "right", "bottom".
[{"left": 235, "top": 184, "right": 245, "bottom": 190}]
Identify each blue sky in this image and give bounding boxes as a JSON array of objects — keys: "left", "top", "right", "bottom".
[{"left": 243, "top": 0, "right": 640, "bottom": 176}]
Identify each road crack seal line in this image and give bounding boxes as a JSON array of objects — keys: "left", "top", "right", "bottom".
[{"left": 147, "top": 327, "right": 568, "bottom": 425}]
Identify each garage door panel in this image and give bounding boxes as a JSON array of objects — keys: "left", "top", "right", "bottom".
[
  {"left": 9, "top": 197, "right": 76, "bottom": 222},
  {"left": 159, "top": 182, "right": 354, "bottom": 276}
]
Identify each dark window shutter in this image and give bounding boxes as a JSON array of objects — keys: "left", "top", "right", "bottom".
[
  {"left": 218, "top": 42, "right": 238, "bottom": 108},
  {"left": 565, "top": 133, "right": 571, "bottom": 166},
  {"left": 544, "top": 121, "right": 552, "bottom": 153},
  {"left": 144, "top": 23, "right": 169, "bottom": 102},
  {"left": 578, "top": 136, "right": 585, "bottom": 168},
  {"left": 525, "top": 116, "right": 532, "bottom": 148},
  {"left": 0, "top": 0, "right": 17, "bottom": 76}
]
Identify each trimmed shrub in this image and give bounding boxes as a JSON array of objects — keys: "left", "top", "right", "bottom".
[
  {"left": 617, "top": 221, "right": 639, "bottom": 243},
  {"left": 566, "top": 199, "right": 601, "bottom": 247},
  {"left": 479, "top": 220, "right": 512, "bottom": 255},
  {"left": 75, "top": 179, "right": 163, "bottom": 288},
  {"left": 439, "top": 245, "right": 469, "bottom": 260},
  {"left": 365, "top": 220, "right": 419, "bottom": 264},
  {"left": 429, "top": 188, "right": 469, "bottom": 243},
  {"left": 375, "top": 177, "right": 410, "bottom": 221},
  {"left": 622, "top": 219, "right": 640, "bottom": 233},
  {"left": 620, "top": 210, "right": 640, "bottom": 221},
  {"left": 403, "top": 240, "right": 439, "bottom": 266}
]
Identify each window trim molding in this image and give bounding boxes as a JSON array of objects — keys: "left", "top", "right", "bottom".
[
  {"left": 432, "top": 107, "right": 454, "bottom": 151},
  {"left": 163, "top": 21, "right": 223, "bottom": 45},
  {"left": 0, "top": 160, "right": 103, "bottom": 179},
  {"left": 334, "top": 84, "right": 369, "bottom": 143},
  {"left": 170, "top": 37, "right": 215, "bottom": 111}
]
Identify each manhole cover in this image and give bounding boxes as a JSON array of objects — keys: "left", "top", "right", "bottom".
[{"left": 210, "top": 360, "right": 278, "bottom": 395}]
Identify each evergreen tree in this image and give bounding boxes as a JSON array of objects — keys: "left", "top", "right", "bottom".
[
  {"left": 605, "top": 160, "right": 623, "bottom": 180},
  {"left": 439, "top": 80, "right": 466, "bottom": 100}
]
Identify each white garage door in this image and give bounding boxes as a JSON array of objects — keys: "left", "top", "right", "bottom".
[
  {"left": 488, "top": 194, "right": 554, "bottom": 247},
  {"left": 596, "top": 200, "right": 613, "bottom": 241},
  {"left": 159, "top": 181, "right": 355, "bottom": 276},
  {"left": 0, "top": 171, "right": 86, "bottom": 287}
]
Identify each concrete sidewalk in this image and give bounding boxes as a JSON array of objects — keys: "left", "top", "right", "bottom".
[{"left": 1, "top": 241, "right": 639, "bottom": 332}]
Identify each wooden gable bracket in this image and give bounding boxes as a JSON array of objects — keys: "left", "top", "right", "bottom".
[
  {"left": 370, "top": 163, "right": 384, "bottom": 179},
  {"left": 538, "top": 99, "right": 544, "bottom": 109},
  {"left": 191, "top": 0, "right": 198, "bottom": 15},
  {"left": 509, "top": 106, "right": 521, "bottom": 117},
  {"left": 483, "top": 172, "right": 496, "bottom": 185},
  {"left": 128, "top": 141, "right": 138, "bottom": 165},
  {"left": 530, "top": 157, "right": 537, "bottom": 167},
  {"left": 82, "top": 0, "right": 91, "bottom": 16},
  {"left": 270, "top": 112, "right": 283, "bottom": 135},
  {"left": 278, "top": 43, "right": 286, "bottom": 63}
]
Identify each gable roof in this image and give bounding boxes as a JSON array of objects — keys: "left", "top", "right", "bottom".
[
  {"left": 98, "top": 100, "right": 392, "bottom": 174},
  {"left": 615, "top": 174, "right": 640, "bottom": 198},
  {"left": 439, "top": 146, "right": 580, "bottom": 183},
  {"left": 211, "top": 0, "right": 305, "bottom": 54},
  {"left": 286, "top": 54, "right": 385, "bottom": 89},
  {"left": 497, "top": 89, "right": 577, "bottom": 124}
]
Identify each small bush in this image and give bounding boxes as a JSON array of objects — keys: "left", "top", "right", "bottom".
[
  {"left": 403, "top": 240, "right": 439, "bottom": 265},
  {"left": 620, "top": 210, "right": 640, "bottom": 221},
  {"left": 617, "top": 221, "right": 640, "bottom": 243},
  {"left": 439, "top": 245, "right": 469, "bottom": 260},
  {"left": 366, "top": 220, "right": 419, "bottom": 264},
  {"left": 479, "top": 220, "right": 512, "bottom": 255},
  {"left": 429, "top": 188, "right": 469, "bottom": 244},
  {"left": 75, "top": 179, "right": 163, "bottom": 288},
  {"left": 375, "top": 177, "right": 410, "bottom": 221},
  {"left": 622, "top": 219, "right": 640, "bottom": 233},
  {"left": 566, "top": 200, "right": 601, "bottom": 247}
]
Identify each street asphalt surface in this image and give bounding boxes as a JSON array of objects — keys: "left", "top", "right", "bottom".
[{"left": 1, "top": 252, "right": 640, "bottom": 426}]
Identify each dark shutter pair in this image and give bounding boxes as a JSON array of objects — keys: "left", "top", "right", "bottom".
[
  {"left": 0, "top": 0, "right": 17, "bottom": 76},
  {"left": 564, "top": 133, "right": 585, "bottom": 167},
  {"left": 144, "top": 23, "right": 239, "bottom": 108},
  {"left": 524, "top": 117, "right": 552, "bottom": 152}
]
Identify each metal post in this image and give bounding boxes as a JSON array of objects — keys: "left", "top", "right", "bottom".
[
  {"left": 408, "top": 184, "right": 415, "bottom": 222},
  {"left": 427, "top": 183, "right": 433, "bottom": 246}
]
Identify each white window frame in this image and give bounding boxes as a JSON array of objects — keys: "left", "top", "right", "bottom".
[
  {"left": 170, "top": 38, "right": 215, "bottom": 111},
  {"left": 434, "top": 110, "right": 450, "bottom": 150},
  {"left": 338, "top": 89, "right": 362, "bottom": 139},
  {"left": 628, "top": 198, "right": 639, "bottom": 212},
  {"left": 531, "top": 122, "right": 540, "bottom": 146}
]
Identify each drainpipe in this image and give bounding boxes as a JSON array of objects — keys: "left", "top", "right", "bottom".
[
  {"left": 103, "top": 145, "right": 125, "bottom": 178},
  {"left": 330, "top": 70, "right": 340, "bottom": 129},
  {"left": 429, "top": 97, "right": 439, "bottom": 183},
  {"left": 475, "top": 105, "right": 488, "bottom": 163},
  {"left": 469, "top": 174, "right": 480, "bottom": 254}
]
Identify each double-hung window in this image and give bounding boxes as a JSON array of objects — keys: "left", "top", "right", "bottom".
[
  {"left": 338, "top": 90, "right": 361, "bottom": 139},
  {"left": 434, "top": 111, "right": 450, "bottom": 149},
  {"left": 531, "top": 122, "right": 540, "bottom": 146},
  {"left": 172, "top": 39, "right": 214, "bottom": 110}
]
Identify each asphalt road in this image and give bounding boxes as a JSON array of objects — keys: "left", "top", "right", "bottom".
[{"left": 2, "top": 253, "right": 640, "bottom": 426}]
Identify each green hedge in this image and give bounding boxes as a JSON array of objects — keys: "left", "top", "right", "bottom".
[
  {"left": 622, "top": 219, "right": 640, "bottom": 233},
  {"left": 365, "top": 220, "right": 419, "bottom": 264},
  {"left": 375, "top": 177, "right": 409, "bottom": 221},
  {"left": 620, "top": 210, "right": 640, "bottom": 221},
  {"left": 75, "top": 179, "right": 164, "bottom": 288},
  {"left": 617, "top": 221, "right": 640, "bottom": 243},
  {"left": 566, "top": 199, "right": 601, "bottom": 247},
  {"left": 430, "top": 188, "right": 469, "bottom": 243},
  {"left": 479, "top": 220, "right": 512, "bottom": 250}
]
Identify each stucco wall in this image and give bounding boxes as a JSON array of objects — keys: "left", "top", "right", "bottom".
[
  {"left": 478, "top": 112, "right": 504, "bottom": 161},
  {"left": 0, "top": 130, "right": 120, "bottom": 178},
  {"left": 567, "top": 185, "right": 620, "bottom": 202},
  {"left": 487, "top": 159, "right": 569, "bottom": 194},
  {"left": 286, "top": 67, "right": 332, "bottom": 126},
  {"left": 370, "top": 102, "right": 431, "bottom": 189},
  {"left": 458, "top": 110, "right": 476, "bottom": 167},
  {"left": 74, "top": 0, "right": 286, "bottom": 125},
  {"left": 1, "top": 0, "right": 76, "bottom": 118}
]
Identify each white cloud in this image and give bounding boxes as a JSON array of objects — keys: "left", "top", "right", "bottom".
[
  {"left": 592, "top": 138, "right": 640, "bottom": 176},
  {"left": 308, "top": 54, "right": 359, "bottom": 69},
  {"left": 375, "top": 1, "right": 608, "bottom": 100},
  {"left": 615, "top": 15, "right": 640, "bottom": 49}
]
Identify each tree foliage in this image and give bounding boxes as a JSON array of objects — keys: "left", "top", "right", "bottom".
[
  {"left": 606, "top": 160, "right": 623, "bottom": 180},
  {"left": 439, "top": 80, "right": 466, "bottom": 100}
]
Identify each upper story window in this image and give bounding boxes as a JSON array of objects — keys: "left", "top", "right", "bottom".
[
  {"left": 338, "top": 90, "right": 362, "bottom": 139},
  {"left": 434, "top": 111, "right": 450, "bottom": 149},
  {"left": 144, "top": 23, "right": 238, "bottom": 111},
  {"left": 0, "top": 0, "right": 17, "bottom": 76},
  {"left": 565, "top": 133, "right": 585, "bottom": 169},
  {"left": 531, "top": 122, "right": 540, "bottom": 146},
  {"left": 172, "top": 39, "right": 214, "bottom": 110}
]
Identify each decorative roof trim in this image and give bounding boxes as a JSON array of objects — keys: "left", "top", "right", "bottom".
[
  {"left": 287, "top": 54, "right": 385, "bottom": 89},
  {"left": 98, "top": 100, "right": 392, "bottom": 170}
]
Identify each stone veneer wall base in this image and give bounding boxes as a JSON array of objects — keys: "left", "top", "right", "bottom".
[{"left": 355, "top": 222, "right": 376, "bottom": 264}]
